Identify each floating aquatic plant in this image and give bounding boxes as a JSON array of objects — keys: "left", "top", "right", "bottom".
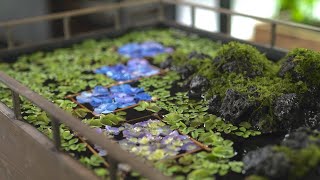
[
  {"left": 101, "top": 119, "right": 199, "bottom": 161},
  {"left": 95, "top": 58, "right": 160, "bottom": 81},
  {"left": 118, "top": 41, "right": 173, "bottom": 58},
  {"left": 76, "top": 84, "right": 152, "bottom": 114}
]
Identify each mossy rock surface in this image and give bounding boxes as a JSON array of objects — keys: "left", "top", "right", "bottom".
[
  {"left": 279, "top": 48, "right": 320, "bottom": 88},
  {"left": 166, "top": 42, "right": 320, "bottom": 133},
  {"left": 212, "top": 42, "right": 273, "bottom": 78},
  {"left": 243, "top": 128, "right": 320, "bottom": 180}
]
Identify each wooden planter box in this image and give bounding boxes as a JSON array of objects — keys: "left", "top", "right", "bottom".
[
  {"left": 253, "top": 23, "right": 320, "bottom": 51},
  {"left": 0, "top": 23, "right": 287, "bottom": 179},
  {"left": 0, "top": 103, "right": 98, "bottom": 180}
]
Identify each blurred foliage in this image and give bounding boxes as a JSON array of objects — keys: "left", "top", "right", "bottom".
[{"left": 278, "top": 0, "right": 319, "bottom": 25}]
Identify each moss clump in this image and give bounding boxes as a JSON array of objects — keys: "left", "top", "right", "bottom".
[
  {"left": 244, "top": 128, "right": 320, "bottom": 180},
  {"left": 171, "top": 42, "right": 313, "bottom": 132},
  {"left": 212, "top": 42, "right": 276, "bottom": 78},
  {"left": 279, "top": 48, "right": 320, "bottom": 88},
  {"left": 274, "top": 128, "right": 320, "bottom": 179},
  {"left": 275, "top": 145, "right": 320, "bottom": 179}
]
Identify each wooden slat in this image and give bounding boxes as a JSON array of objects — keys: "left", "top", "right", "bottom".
[{"left": 0, "top": 102, "right": 99, "bottom": 180}]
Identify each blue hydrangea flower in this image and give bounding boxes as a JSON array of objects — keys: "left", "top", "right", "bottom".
[
  {"left": 134, "top": 92, "right": 152, "bottom": 101},
  {"left": 118, "top": 43, "right": 140, "bottom": 58},
  {"left": 92, "top": 86, "right": 110, "bottom": 96},
  {"left": 117, "top": 41, "right": 173, "bottom": 58},
  {"left": 76, "top": 92, "right": 92, "bottom": 104},
  {"left": 90, "top": 96, "right": 113, "bottom": 107},
  {"left": 94, "top": 103, "right": 118, "bottom": 114},
  {"left": 95, "top": 58, "right": 160, "bottom": 81},
  {"left": 76, "top": 84, "right": 152, "bottom": 115}
]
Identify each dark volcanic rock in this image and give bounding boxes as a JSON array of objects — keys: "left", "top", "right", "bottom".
[
  {"left": 278, "top": 48, "right": 320, "bottom": 87},
  {"left": 281, "top": 127, "right": 312, "bottom": 149},
  {"left": 220, "top": 60, "right": 262, "bottom": 78},
  {"left": 208, "top": 95, "right": 222, "bottom": 115},
  {"left": 278, "top": 56, "right": 297, "bottom": 78},
  {"left": 304, "top": 110, "right": 320, "bottom": 129},
  {"left": 301, "top": 88, "right": 320, "bottom": 130},
  {"left": 273, "top": 93, "right": 302, "bottom": 131},
  {"left": 188, "top": 51, "right": 211, "bottom": 60},
  {"left": 187, "top": 75, "right": 209, "bottom": 99},
  {"left": 160, "top": 56, "right": 173, "bottom": 69},
  {"left": 243, "top": 146, "right": 290, "bottom": 179},
  {"left": 220, "top": 89, "right": 254, "bottom": 124},
  {"left": 171, "top": 65, "right": 195, "bottom": 80}
]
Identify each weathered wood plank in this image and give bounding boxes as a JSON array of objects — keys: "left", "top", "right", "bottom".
[{"left": 0, "top": 102, "right": 99, "bottom": 180}]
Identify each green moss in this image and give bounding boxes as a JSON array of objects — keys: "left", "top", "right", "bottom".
[
  {"left": 211, "top": 42, "right": 277, "bottom": 77},
  {"left": 280, "top": 48, "right": 320, "bottom": 87},
  {"left": 246, "top": 175, "right": 269, "bottom": 180},
  {"left": 167, "top": 42, "right": 311, "bottom": 130},
  {"left": 274, "top": 145, "right": 320, "bottom": 179}
]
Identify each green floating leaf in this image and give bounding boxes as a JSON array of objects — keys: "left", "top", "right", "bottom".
[
  {"left": 94, "top": 168, "right": 109, "bottom": 177},
  {"left": 212, "top": 146, "right": 235, "bottom": 159},
  {"left": 62, "top": 130, "right": 73, "bottom": 140},
  {"left": 88, "top": 119, "right": 103, "bottom": 127},
  {"left": 73, "top": 108, "right": 91, "bottom": 118},
  {"left": 187, "top": 169, "right": 213, "bottom": 180},
  {"left": 146, "top": 103, "right": 161, "bottom": 112},
  {"left": 239, "top": 127, "right": 246, "bottom": 132},
  {"left": 239, "top": 121, "right": 252, "bottom": 129},
  {"left": 99, "top": 113, "right": 125, "bottom": 126},
  {"left": 134, "top": 101, "right": 149, "bottom": 111},
  {"left": 228, "top": 161, "right": 243, "bottom": 173}
]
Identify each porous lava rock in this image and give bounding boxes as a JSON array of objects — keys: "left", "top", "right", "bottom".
[
  {"left": 300, "top": 88, "right": 320, "bottom": 130},
  {"left": 208, "top": 95, "right": 222, "bottom": 115},
  {"left": 244, "top": 128, "right": 320, "bottom": 180},
  {"left": 243, "top": 146, "right": 290, "bottom": 179},
  {"left": 273, "top": 93, "right": 302, "bottom": 131},
  {"left": 304, "top": 110, "right": 320, "bottom": 129},
  {"left": 171, "top": 65, "right": 195, "bottom": 80},
  {"left": 281, "top": 127, "right": 316, "bottom": 149},
  {"left": 219, "top": 89, "right": 254, "bottom": 124},
  {"left": 187, "top": 75, "right": 209, "bottom": 99}
]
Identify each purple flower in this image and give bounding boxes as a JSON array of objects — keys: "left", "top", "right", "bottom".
[
  {"left": 94, "top": 145, "right": 108, "bottom": 156},
  {"left": 103, "top": 119, "right": 200, "bottom": 160},
  {"left": 105, "top": 125, "right": 121, "bottom": 135},
  {"left": 181, "top": 141, "right": 198, "bottom": 151},
  {"left": 95, "top": 127, "right": 103, "bottom": 134}
]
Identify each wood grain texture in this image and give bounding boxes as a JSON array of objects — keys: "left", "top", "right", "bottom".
[
  {"left": 0, "top": 102, "right": 99, "bottom": 180},
  {"left": 254, "top": 23, "right": 320, "bottom": 51}
]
